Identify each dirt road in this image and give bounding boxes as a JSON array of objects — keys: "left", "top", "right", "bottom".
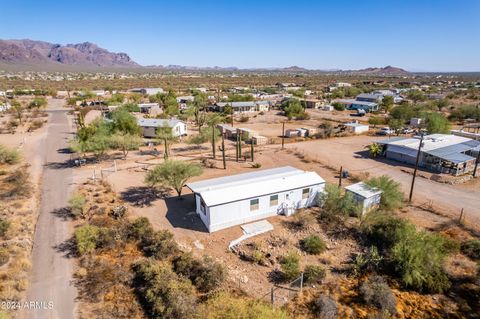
[
  {"left": 24, "top": 100, "right": 77, "bottom": 319},
  {"left": 287, "top": 136, "right": 480, "bottom": 223}
]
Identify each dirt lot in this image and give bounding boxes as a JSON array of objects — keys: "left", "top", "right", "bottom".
[{"left": 69, "top": 135, "right": 480, "bottom": 300}]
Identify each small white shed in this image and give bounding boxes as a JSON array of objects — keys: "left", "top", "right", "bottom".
[
  {"left": 187, "top": 166, "right": 325, "bottom": 232},
  {"left": 344, "top": 122, "right": 370, "bottom": 134},
  {"left": 345, "top": 182, "right": 382, "bottom": 214}
]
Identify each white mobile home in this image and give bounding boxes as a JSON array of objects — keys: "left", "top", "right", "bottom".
[
  {"left": 187, "top": 166, "right": 325, "bottom": 232},
  {"left": 137, "top": 118, "right": 187, "bottom": 138}
]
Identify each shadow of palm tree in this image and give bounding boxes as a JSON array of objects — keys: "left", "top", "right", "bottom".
[{"left": 54, "top": 236, "right": 78, "bottom": 258}]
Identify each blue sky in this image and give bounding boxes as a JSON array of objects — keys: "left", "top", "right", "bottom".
[{"left": 1, "top": 0, "right": 479, "bottom": 71}]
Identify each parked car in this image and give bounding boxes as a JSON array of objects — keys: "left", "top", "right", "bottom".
[
  {"left": 401, "top": 127, "right": 414, "bottom": 134},
  {"left": 377, "top": 127, "right": 395, "bottom": 135}
]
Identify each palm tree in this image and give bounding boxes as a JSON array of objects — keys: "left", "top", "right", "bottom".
[
  {"left": 156, "top": 126, "right": 177, "bottom": 160},
  {"left": 369, "top": 143, "right": 382, "bottom": 158},
  {"left": 206, "top": 114, "right": 223, "bottom": 159}
]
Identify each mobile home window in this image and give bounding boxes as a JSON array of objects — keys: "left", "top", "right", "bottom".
[
  {"left": 270, "top": 194, "right": 278, "bottom": 206},
  {"left": 250, "top": 198, "right": 259, "bottom": 211},
  {"left": 200, "top": 199, "right": 207, "bottom": 215},
  {"left": 302, "top": 188, "right": 310, "bottom": 199}
]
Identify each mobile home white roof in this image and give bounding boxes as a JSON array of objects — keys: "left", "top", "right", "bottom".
[{"left": 187, "top": 166, "right": 325, "bottom": 207}]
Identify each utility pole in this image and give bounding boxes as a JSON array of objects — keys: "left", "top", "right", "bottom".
[
  {"left": 250, "top": 139, "right": 254, "bottom": 162},
  {"left": 211, "top": 125, "right": 216, "bottom": 159},
  {"left": 473, "top": 150, "right": 480, "bottom": 178},
  {"left": 338, "top": 166, "right": 343, "bottom": 187},
  {"left": 281, "top": 122, "right": 285, "bottom": 150},
  {"left": 221, "top": 132, "right": 226, "bottom": 169},
  {"left": 239, "top": 133, "right": 242, "bottom": 160},
  {"left": 236, "top": 132, "right": 239, "bottom": 162},
  {"left": 409, "top": 134, "right": 424, "bottom": 203}
]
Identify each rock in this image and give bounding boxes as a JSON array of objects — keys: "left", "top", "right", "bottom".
[
  {"left": 193, "top": 240, "right": 204, "bottom": 250},
  {"left": 241, "top": 275, "right": 249, "bottom": 284}
]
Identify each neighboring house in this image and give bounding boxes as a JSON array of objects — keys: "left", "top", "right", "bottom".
[
  {"left": 355, "top": 93, "right": 384, "bottom": 103},
  {"left": 376, "top": 134, "right": 480, "bottom": 176},
  {"left": 217, "top": 124, "right": 237, "bottom": 139},
  {"left": 302, "top": 99, "right": 322, "bottom": 109},
  {"left": 129, "top": 88, "right": 164, "bottom": 95},
  {"left": 215, "top": 101, "right": 270, "bottom": 113},
  {"left": 137, "top": 118, "right": 187, "bottom": 138},
  {"left": 187, "top": 166, "right": 325, "bottom": 232},
  {"left": 451, "top": 123, "right": 480, "bottom": 141},
  {"left": 138, "top": 103, "right": 162, "bottom": 115},
  {"left": 410, "top": 118, "right": 423, "bottom": 127},
  {"left": 176, "top": 96, "right": 195, "bottom": 109},
  {"left": 344, "top": 122, "right": 369, "bottom": 134},
  {"left": 345, "top": 182, "right": 382, "bottom": 215},
  {"left": 337, "top": 99, "right": 379, "bottom": 112}
]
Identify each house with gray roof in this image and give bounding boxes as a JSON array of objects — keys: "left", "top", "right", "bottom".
[
  {"left": 376, "top": 134, "right": 480, "bottom": 176},
  {"left": 214, "top": 101, "right": 270, "bottom": 113}
]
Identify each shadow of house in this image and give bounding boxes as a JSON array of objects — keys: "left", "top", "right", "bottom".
[{"left": 165, "top": 193, "right": 208, "bottom": 233}]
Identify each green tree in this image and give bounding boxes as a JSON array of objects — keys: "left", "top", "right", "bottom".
[
  {"left": 28, "top": 97, "right": 47, "bottom": 109},
  {"left": 407, "top": 90, "right": 426, "bottom": 103},
  {"left": 368, "top": 116, "right": 385, "bottom": 128},
  {"left": 425, "top": 113, "right": 451, "bottom": 134},
  {"left": 145, "top": 160, "right": 203, "bottom": 196},
  {"left": 381, "top": 96, "right": 394, "bottom": 113},
  {"left": 9, "top": 100, "right": 25, "bottom": 124},
  {"left": 110, "top": 133, "right": 143, "bottom": 159},
  {"left": 109, "top": 108, "right": 141, "bottom": 135},
  {"left": 365, "top": 175, "right": 404, "bottom": 211},
  {"left": 282, "top": 99, "right": 306, "bottom": 120}
]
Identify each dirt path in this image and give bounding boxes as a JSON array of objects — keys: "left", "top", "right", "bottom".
[{"left": 24, "top": 100, "right": 77, "bottom": 319}]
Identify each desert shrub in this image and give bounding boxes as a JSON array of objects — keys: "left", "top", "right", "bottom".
[
  {"left": 193, "top": 256, "right": 226, "bottom": 293},
  {"left": 312, "top": 294, "right": 338, "bottom": 319},
  {"left": 289, "top": 210, "right": 316, "bottom": 230},
  {"left": 251, "top": 249, "right": 266, "bottom": 265},
  {"left": 301, "top": 235, "right": 326, "bottom": 255},
  {"left": 360, "top": 276, "right": 397, "bottom": 315},
  {"left": 141, "top": 229, "right": 178, "bottom": 259},
  {"left": 0, "top": 218, "right": 10, "bottom": 238},
  {"left": 304, "top": 264, "right": 326, "bottom": 284},
  {"left": 0, "top": 248, "right": 9, "bottom": 266},
  {"left": 110, "top": 205, "right": 127, "bottom": 219},
  {"left": 75, "top": 224, "right": 100, "bottom": 255},
  {"left": 198, "top": 292, "right": 289, "bottom": 319},
  {"left": 28, "top": 119, "right": 44, "bottom": 131},
  {"left": 238, "top": 115, "right": 249, "bottom": 123},
  {"left": 251, "top": 162, "right": 262, "bottom": 168},
  {"left": 461, "top": 239, "right": 480, "bottom": 260},
  {"left": 365, "top": 176, "right": 404, "bottom": 211},
  {"left": 129, "top": 217, "right": 154, "bottom": 240},
  {"left": 133, "top": 259, "right": 197, "bottom": 319},
  {"left": 318, "top": 184, "right": 360, "bottom": 221},
  {"left": 96, "top": 227, "right": 118, "bottom": 250},
  {"left": 332, "top": 102, "right": 345, "bottom": 111},
  {"left": 79, "top": 258, "right": 132, "bottom": 302},
  {"left": 280, "top": 252, "right": 301, "bottom": 281},
  {"left": 351, "top": 246, "right": 383, "bottom": 277},
  {"left": 361, "top": 213, "right": 412, "bottom": 251},
  {"left": 391, "top": 228, "right": 450, "bottom": 293},
  {"left": 1, "top": 167, "right": 32, "bottom": 199},
  {"left": 0, "top": 144, "right": 21, "bottom": 165},
  {"left": 173, "top": 253, "right": 226, "bottom": 293},
  {"left": 68, "top": 193, "right": 86, "bottom": 217}
]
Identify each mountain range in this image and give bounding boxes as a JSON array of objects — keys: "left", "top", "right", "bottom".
[
  {"left": 0, "top": 39, "right": 138, "bottom": 68},
  {"left": 0, "top": 39, "right": 410, "bottom": 74}
]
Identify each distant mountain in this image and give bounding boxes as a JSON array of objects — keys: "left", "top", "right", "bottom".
[
  {"left": 350, "top": 65, "right": 410, "bottom": 75},
  {"left": 0, "top": 39, "right": 139, "bottom": 68}
]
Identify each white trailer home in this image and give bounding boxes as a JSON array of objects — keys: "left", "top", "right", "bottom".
[
  {"left": 137, "top": 118, "right": 187, "bottom": 138},
  {"left": 187, "top": 166, "right": 325, "bottom": 232}
]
